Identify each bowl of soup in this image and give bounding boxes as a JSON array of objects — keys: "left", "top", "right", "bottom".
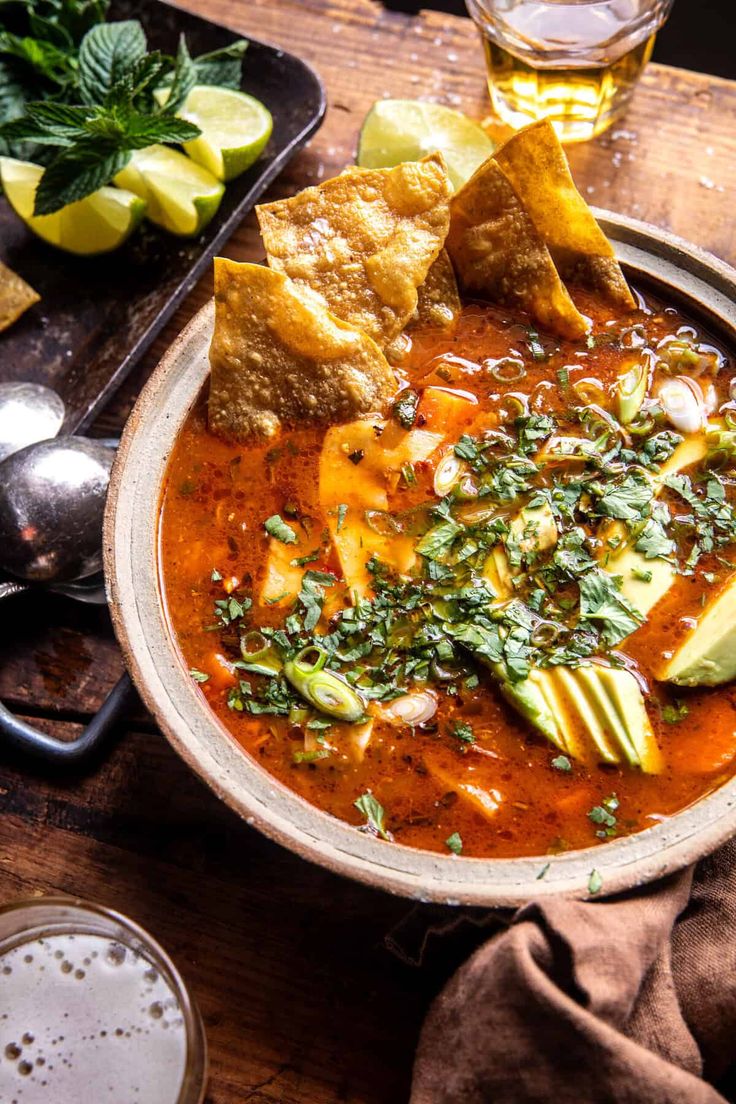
[{"left": 105, "top": 127, "right": 736, "bottom": 904}]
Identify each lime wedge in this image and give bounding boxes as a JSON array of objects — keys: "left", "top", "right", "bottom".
[
  {"left": 155, "top": 84, "right": 273, "bottom": 182},
  {"left": 357, "top": 100, "right": 495, "bottom": 191},
  {"left": 113, "top": 145, "right": 224, "bottom": 237},
  {"left": 0, "top": 157, "right": 146, "bottom": 256}
]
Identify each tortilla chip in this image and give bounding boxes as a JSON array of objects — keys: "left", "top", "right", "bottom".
[
  {"left": 256, "top": 153, "right": 451, "bottom": 349},
  {"left": 208, "top": 259, "right": 395, "bottom": 441},
  {"left": 0, "top": 261, "right": 39, "bottom": 333},
  {"left": 447, "top": 158, "right": 588, "bottom": 340},
  {"left": 414, "top": 248, "right": 461, "bottom": 331},
  {"left": 493, "top": 119, "right": 635, "bottom": 309},
  {"left": 384, "top": 249, "right": 461, "bottom": 364}
]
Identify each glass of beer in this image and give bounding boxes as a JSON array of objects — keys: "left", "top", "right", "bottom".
[{"left": 465, "top": 0, "right": 675, "bottom": 142}]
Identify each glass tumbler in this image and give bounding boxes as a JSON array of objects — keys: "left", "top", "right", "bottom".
[{"left": 465, "top": 0, "right": 675, "bottom": 142}]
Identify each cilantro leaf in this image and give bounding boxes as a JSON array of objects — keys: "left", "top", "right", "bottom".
[
  {"left": 392, "top": 389, "right": 419, "bottom": 429},
  {"left": 354, "top": 792, "right": 392, "bottom": 841},
  {"left": 416, "top": 518, "right": 461, "bottom": 561},
  {"left": 445, "top": 832, "right": 463, "bottom": 854},
  {"left": 264, "top": 514, "right": 297, "bottom": 544},
  {"left": 578, "top": 569, "right": 643, "bottom": 645}
]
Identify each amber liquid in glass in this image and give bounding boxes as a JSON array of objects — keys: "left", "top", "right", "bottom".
[
  {"left": 482, "top": 31, "right": 655, "bottom": 141},
  {"left": 468, "top": 0, "right": 672, "bottom": 142}
]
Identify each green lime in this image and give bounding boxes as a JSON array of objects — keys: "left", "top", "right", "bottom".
[
  {"left": 0, "top": 157, "right": 146, "bottom": 256},
  {"left": 357, "top": 99, "right": 495, "bottom": 191},
  {"left": 155, "top": 84, "right": 273, "bottom": 182},
  {"left": 113, "top": 144, "right": 224, "bottom": 237}
]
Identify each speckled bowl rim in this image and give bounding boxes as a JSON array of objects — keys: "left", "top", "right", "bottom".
[{"left": 104, "top": 209, "right": 736, "bottom": 907}]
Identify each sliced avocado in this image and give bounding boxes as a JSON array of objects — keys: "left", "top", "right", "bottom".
[
  {"left": 656, "top": 431, "right": 708, "bottom": 479},
  {"left": 617, "top": 360, "right": 648, "bottom": 425},
  {"left": 482, "top": 545, "right": 513, "bottom": 601},
  {"left": 607, "top": 544, "right": 677, "bottom": 618},
  {"left": 496, "top": 667, "right": 567, "bottom": 753},
  {"left": 595, "top": 665, "right": 662, "bottom": 772},
  {"left": 493, "top": 662, "right": 661, "bottom": 773},
  {"left": 483, "top": 499, "right": 557, "bottom": 601},
  {"left": 508, "top": 499, "right": 558, "bottom": 558},
  {"left": 660, "top": 572, "right": 736, "bottom": 686},
  {"left": 553, "top": 667, "right": 619, "bottom": 764}
]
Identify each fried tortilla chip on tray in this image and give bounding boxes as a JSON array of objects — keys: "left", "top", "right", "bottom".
[
  {"left": 0, "top": 260, "right": 39, "bottom": 333},
  {"left": 209, "top": 259, "right": 395, "bottom": 441},
  {"left": 256, "top": 152, "right": 452, "bottom": 349}
]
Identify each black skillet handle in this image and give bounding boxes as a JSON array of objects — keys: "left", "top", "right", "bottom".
[{"left": 0, "top": 673, "right": 136, "bottom": 765}]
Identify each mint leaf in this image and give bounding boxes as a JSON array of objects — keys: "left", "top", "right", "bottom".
[
  {"left": 264, "top": 514, "right": 297, "bottom": 544},
  {"left": 33, "top": 139, "right": 131, "bottom": 213},
  {"left": 78, "top": 20, "right": 146, "bottom": 105},
  {"left": 163, "top": 35, "right": 197, "bottom": 113},
  {"left": 193, "top": 40, "right": 249, "bottom": 88}
]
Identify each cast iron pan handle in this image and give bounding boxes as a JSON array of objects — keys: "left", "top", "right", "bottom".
[{"left": 0, "top": 673, "right": 136, "bottom": 765}]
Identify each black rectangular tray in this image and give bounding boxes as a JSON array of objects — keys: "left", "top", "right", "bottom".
[{"left": 0, "top": 0, "right": 326, "bottom": 433}]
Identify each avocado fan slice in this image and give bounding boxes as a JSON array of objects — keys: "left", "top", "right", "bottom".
[{"left": 659, "top": 572, "right": 736, "bottom": 687}]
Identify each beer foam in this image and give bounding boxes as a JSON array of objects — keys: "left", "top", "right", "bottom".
[{"left": 0, "top": 931, "right": 187, "bottom": 1103}]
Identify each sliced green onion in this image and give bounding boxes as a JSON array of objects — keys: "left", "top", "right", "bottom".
[
  {"left": 239, "top": 631, "right": 283, "bottom": 676},
  {"left": 486, "top": 356, "right": 526, "bottom": 382},
  {"left": 284, "top": 646, "right": 365, "bottom": 722},
  {"left": 433, "top": 452, "right": 464, "bottom": 497},
  {"left": 617, "top": 361, "right": 648, "bottom": 425},
  {"left": 572, "top": 377, "right": 606, "bottom": 406},
  {"left": 364, "top": 509, "right": 401, "bottom": 536}
]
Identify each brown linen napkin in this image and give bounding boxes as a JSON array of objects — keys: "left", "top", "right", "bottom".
[{"left": 411, "top": 839, "right": 736, "bottom": 1103}]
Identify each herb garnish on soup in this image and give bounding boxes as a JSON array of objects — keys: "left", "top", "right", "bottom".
[{"left": 159, "top": 122, "right": 736, "bottom": 859}]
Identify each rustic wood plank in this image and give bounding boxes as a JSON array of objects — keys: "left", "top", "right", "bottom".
[{"left": 2, "top": 3, "right": 735, "bottom": 1101}]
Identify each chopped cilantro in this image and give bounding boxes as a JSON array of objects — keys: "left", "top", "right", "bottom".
[
  {"left": 450, "top": 720, "right": 475, "bottom": 745},
  {"left": 578, "top": 569, "right": 643, "bottom": 646},
  {"left": 661, "top": 700, "right": 689, "bottom": 724},
  {"left": 392, "top": 389, "right": 419, "bottom": 429},
  {"left": 588, "top": 794, "right": 619, "bottom": 839},
  {"left": 189, "top": 668, "right": 210, "bottom": 683},
  {"left": 588, "top": 869, "right": 603, "bottom": 895},
  {"left": 265, "top": 514, "right": 297, "bottom": 544},
  {"left": 354, "top": 792, "right": 391, "bottom": 841},
  {"left": 445, "top": 832, "right": 463, "bottom": 855},
  {"left": 210, "top": 569, "right": 222, "bottom": 582},
  {"left": 551, "top": 755, "right": 572, "bottom": 772},
  {"left": 290, "top": 550, "right": 320, "bottom": 567}
]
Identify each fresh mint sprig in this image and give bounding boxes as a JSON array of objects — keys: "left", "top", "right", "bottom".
[{"left": 0, "top": 11, "right": 249, "bottom": 213}]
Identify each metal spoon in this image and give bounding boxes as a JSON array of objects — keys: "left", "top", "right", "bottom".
[
  {"left": 0, "top": 381, "right": 66, "bottom": 463},
  {"left": 0, "top": 437, "right": 114, "bottom": 582},
  {"left": 0, "top": 436, "right": 135, "bottom": 764}
]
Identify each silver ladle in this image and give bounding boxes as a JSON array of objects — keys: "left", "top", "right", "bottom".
[{"left": 0, "top": 435, "right": 135, "bottom": 763}]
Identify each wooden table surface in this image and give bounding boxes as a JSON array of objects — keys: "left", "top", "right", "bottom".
[{"left": 2, "top": 2, "right": 736, "bottom": 1101}]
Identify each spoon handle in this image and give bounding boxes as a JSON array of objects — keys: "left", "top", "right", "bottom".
[
  {"left": 0, "top": 673, "right": 137, "bottom": 766},
  {"left": 0, "top": 580, "right": 29, "bottom": 602}
]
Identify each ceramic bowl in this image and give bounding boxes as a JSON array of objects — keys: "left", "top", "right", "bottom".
[{"left": 104, "top": 211, "right": 736, "bottom": 906}]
